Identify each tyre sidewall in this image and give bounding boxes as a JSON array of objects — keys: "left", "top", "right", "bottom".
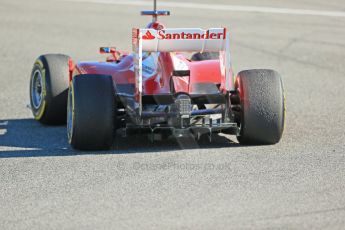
[
  {"left": 30, "top": 58, "right": 49, "bottom": 121},
  {"left": 29, "top": 54, "right": 70, "bottom": 124}
]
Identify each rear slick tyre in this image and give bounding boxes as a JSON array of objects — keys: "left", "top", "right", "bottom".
[
  {"left": 67, "top": 75, "right": 116, "bottom": 150},
  {"left": 236, "top": 69, "right": 285, "bottom": 145}
]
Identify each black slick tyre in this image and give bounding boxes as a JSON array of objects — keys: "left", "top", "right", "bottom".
[
  {"left": 29, "top": 54, "right": 70, "bottom": 125},
  {"left": 235, "top": 69, "right": 285, "bottom": 145},
  {"left": 67, "top": 74, "right": 116, "bottom": 150}
]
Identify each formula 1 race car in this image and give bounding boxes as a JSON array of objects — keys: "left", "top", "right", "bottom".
[{"left": 29, "top": 1, "right": 285, "bottom": 150}]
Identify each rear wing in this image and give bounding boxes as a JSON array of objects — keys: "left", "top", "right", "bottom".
[{"left": 132, "top": 27, "right": 231, "bottom": 115}]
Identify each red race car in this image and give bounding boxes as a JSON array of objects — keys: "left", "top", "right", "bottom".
[{"left": 29, "top": 1, "right": 285, "bottom": 150}]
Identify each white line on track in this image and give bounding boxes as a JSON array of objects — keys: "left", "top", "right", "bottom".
[{"left": 68, "top": 0, "right": 345, "bottom": 18}]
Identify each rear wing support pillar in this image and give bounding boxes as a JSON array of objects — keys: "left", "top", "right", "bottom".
[
  {"left": 137, "top": 31, "right": 143, "bottom": 115},
  {"left": 133, "top": 29, "right": 143, "bottom": 115},
  {"left": 224, "top": 31, "right": 232, "bottom": 91}
]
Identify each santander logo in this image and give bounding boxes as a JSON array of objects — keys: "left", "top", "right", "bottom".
[
  {"left": 142, "top": 30, "right": 155, "bottom": 40},
  {"left": 142, "top": 29, "right": 226, "bottom": 40}
]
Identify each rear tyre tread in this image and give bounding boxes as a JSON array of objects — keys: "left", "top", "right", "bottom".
[
  {"left": 68, "top": 75, "right": 116, "bottom": 150},
  {"left": 236, "top": 69, "right": 285, "bottom": 145}
]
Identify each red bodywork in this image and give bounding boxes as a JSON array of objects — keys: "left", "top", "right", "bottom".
[{"left": 73, "top": 53, "right": 227, "bottom": 96}]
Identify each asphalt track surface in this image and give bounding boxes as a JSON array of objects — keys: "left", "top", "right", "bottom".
[{"left": 1, "top": 0, "right": 345, "bottom": 229}]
